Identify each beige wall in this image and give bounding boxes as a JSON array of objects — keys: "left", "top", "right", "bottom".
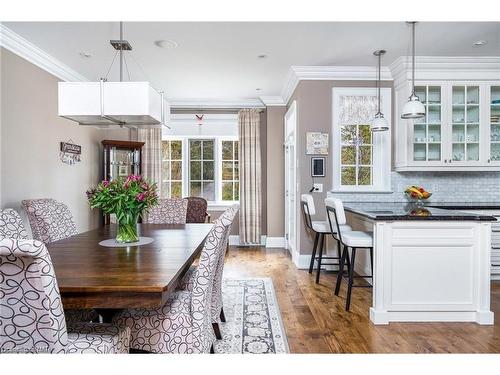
[
  {"left": 266, "top": 106, "right": 285, "bottom": 237},
  {"left": 0, "top": 48, "right": 129, "bottom": 234},
  {"left": 288, "top": 80, "right": 393, "bottom": 254}
]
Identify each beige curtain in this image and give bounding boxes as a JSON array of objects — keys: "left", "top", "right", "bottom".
[
  {"left": 238, "top": 109, "right": 261, "bottom": 244},
  {"left": 138, "top": 128, "right": 162, "bottom": 192}
]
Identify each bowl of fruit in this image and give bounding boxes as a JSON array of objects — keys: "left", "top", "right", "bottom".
[{"left": 404, "top": 185, "right": 432, "bottom": 207}]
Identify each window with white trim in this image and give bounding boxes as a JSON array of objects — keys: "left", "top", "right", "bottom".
[
  {"left": 332, "top": 87, "right": 391, "bottom": 192},
  {"left": 161, "top": 140, "right": 183, "bottom": 198}
]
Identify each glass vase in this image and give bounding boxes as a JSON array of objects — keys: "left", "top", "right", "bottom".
[{"left": 116, "top": 212, "right": 140, "bottom": 243}]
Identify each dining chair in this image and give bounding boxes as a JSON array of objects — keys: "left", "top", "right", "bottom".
[
  {"left": 143, "top": 198, "right": 189, "bottom": 224},
  {"left": 0, "top": 208, "right": 28, "bottom": 239},
  {"left": 0, "top": 238, "right": 131, "bottom": 353},
  {"left": 325, "top": 198, "right": 373, "bottom": 311},
  {"left": 186, "top": 196, "right": 211, "bottom": 223},
  {"left": 112, "top": 216, "right": 232, "bottom": 353},
  {"left": 22, "top": 198, "right": 77, "bottom": 243},
  {"left": 177, "top": 205, "right": 239, "bottom": 339},
  {"left": 301, "top": 194, "right": 351, "bottom": 283}
]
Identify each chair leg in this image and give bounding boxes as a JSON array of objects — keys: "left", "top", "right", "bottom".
[
  {"left": 210, "top": 344, "right": 215, "bottom": 354},
  {"left": 315, "top": 233, "right": 325, "bottom": 284},
  {"left": 369, "top": 247, "right": 374, "bottom": 276},
  {"left": 345, "top": 247, "right": 357, "bottom": 311},
  {"left": 308, "top": 232, "right": 320, "bottom": 274},
  {"left": 220, "top": 308, "right": 226, "bottom": 323},
  {"left": 336, "top": 239, "right": 342, "bottom": 272},
  {"left": 212, "top": 322, "right": 222, "bottom": 340},
  {"left": 334, "top": 245, "right": 347, "bottom": 295}
]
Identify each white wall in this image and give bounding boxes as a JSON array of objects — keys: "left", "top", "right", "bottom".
[{"left": 0, "top": 48, "right": 129, "bottom": 234}]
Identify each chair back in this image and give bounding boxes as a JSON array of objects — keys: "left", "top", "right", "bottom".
[
  {"left": 0, "top": 209, "right": 28, "bottom": 240},
  {"left": 143, "top": 198, "right": 188, "bottom": 224},
  {"left": 191, "top": 216, "right": 232, "bottom": 352},
  {"left": 0, "top": 239, "right": 68, "bottom": 353},
  {"left": 300, "top": 194, "right": 315, "bottom": 230},
  {"left": 186, "top": 197, "right": 209, "bottom": 223},
  {"left": 22, "top": 199, "right": 77, "bottom": 243},
  {"left": 325, "top": 197, "right": 347, "bottom": 243},
  {"left": 211, "top": 204, "right": 239, "bottom": 321}
]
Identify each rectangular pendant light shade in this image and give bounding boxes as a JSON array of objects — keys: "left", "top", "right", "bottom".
[{"left": 58, "top": 81, "right": 170, "bottom": 128}]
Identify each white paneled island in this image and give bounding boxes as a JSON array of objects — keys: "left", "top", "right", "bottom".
[{"left": 344, "top": 203, "right": 496, "bottom": 325}]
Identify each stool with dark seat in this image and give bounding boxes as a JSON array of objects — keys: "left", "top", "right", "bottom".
[
  {"left": 300, "top": 194, "right": 351, "bottom": 284},
  {"left": 325, "top": 197, "right": 373, "bottom": 311}
]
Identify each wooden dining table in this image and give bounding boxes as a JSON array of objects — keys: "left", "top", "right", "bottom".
[{"left": 47, "top": 223, "right": 213, "bottom": 317}]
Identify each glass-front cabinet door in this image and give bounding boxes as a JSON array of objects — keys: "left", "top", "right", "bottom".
[
  {"left": 490, "top": 86, "right": 500, "bottom": 164},
  {"left": 411, "top": 85, "right": 442, "bottom": 164},
  {"left": 450, "top": 85, "right": 481, "bottom": 164}
]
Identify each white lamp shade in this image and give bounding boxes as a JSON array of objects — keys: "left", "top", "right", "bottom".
[
  {"left": 401, "top": 97, "right": 426, "bottom": 119},
  {"left": 371, "top": 115, "right": 389, "bottom": 132}
]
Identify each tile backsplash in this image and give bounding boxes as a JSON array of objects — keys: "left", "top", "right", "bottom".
[{"left": 329, "top": 171, "right": 500, "bottom": 202}]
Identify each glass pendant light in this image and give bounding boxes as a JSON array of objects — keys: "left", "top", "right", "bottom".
[
  {"left": 371, "top": 49, "right": 389, "bottom": 132},
  {"left": 401, "top": 21, "right": 426, "bottom": 119}
]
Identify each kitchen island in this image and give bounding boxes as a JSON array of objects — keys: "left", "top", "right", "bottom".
[{"left": 343, "top": 202, "right": 496, "bottom": 325}]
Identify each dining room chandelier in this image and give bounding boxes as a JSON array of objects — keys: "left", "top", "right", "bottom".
[
  {"left": 371, "top": 49, "right": 389, "bottom": 132},
  {"left": 58, "top": 22, "right": 169, "bottom": 128},
  {"left": 401, "top": 21, "right": 426, "bottom": 119}
]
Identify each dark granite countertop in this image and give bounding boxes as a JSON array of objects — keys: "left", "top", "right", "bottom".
[
  {"left": 426, "top": 202, "right": 500, "bottom": 210},
  {"left": 343, "top": 202, "right": 498, "bottom": 221}
]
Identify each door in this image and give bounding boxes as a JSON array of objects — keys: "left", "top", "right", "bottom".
[{"left": 284, "top": 101, "right": 298, "bottom": 256}]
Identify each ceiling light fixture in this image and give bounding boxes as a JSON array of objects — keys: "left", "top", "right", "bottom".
[
  {"left": 473, "top": 40, "right": 487, "bottom": 47},
  {"left": 79, "top": 52, "right": 92, "bottom": 58},
  {"left": 371, "top": 50, "right": 389, "bottom": 132},
  {"left": 401, "top": 21, "right": 425, "bottom": 120},
  {"left": 257, "top": 54, "right": 267, "bottom": 59},
  {"left": 256, "top": 88, "right": 262, "bottom": 91},
  {"left": 59, "top": 22, "right": 169, "bottom": 128},
  {"left": 154, "top": 39, "right": 178, "bottom": 49}
]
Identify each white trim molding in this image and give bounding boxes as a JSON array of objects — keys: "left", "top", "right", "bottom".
[
  {"left": 168, "top": 97, "right": 265, "bottom": 109},
  {"left": 229, "top": 235, "right": 267, "bottom": 247},
  {"left": 265, "top": 237, "right": 286, "bottom": 248},
  {"left": 0, "top": 24, "right": 88, "bottom": 82},
  {"left": 259, "top": 96, "right": 286, "bottom": 106}
]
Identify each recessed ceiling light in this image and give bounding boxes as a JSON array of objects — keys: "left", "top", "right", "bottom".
[
  {"left": 257, "top": 54, "right": 267, "bottom": 59},
  {"left": 473, "top": 40, "right": 487, "bottom": 47},
  {"left": 256, "top": 88, "right": 262, "bottom": 91},
  {"left": 79, "top": 52, "right": 92, "bottom": 58},
  {"left": 154, "top": 39, "right": 178, "bottom": 49}
]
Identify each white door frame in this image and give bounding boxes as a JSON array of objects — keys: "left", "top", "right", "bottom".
[{"left": 284, "top": 101, "right": 300, "bottom": 264}]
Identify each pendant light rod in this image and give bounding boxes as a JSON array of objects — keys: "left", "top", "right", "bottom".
[
  {"left": 119, "top": 22, "right": 123, "bottom": 82},
  {"left": 408, "top": 21, "right": 417, "bottom": 94},
  {"left": 373, "top": 50, "right": 386, "bottom": 114},
  {"left": 371, "top": 49, "right": 389, "bottom": 132}
]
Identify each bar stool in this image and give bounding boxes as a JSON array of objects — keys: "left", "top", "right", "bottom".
[
  {"left": 325, "top": 198, "right": 373, "bottom": 311},
  {"left": 300, "top": 194, "right": 351, "bottom": 284}
]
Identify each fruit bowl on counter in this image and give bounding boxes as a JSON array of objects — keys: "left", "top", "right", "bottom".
[{"left": 404, "top": 185, "right": 432, "bottom": 207}]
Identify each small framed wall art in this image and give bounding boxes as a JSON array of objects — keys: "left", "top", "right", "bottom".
[
  {"left": 311, "top": 157, "right": 325, "bottom": 177},
  {"left": 306, "top": 132, "right": 329, "bottom": 155}
]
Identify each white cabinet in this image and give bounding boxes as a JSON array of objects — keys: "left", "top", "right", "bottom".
[{"left": 395, "top": 81, "right": 500, "bottom": 171}]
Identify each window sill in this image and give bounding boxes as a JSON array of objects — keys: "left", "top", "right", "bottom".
[
  {"left": 330, "top": 190, "right": 394, "bottom": 194},
  {"left": 207, "top": 202, "right": 239, "bottom": 211}
]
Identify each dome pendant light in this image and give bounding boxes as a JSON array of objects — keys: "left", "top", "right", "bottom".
[
  {"left": 371, "top": 49, "right": 389, "bottom": 132},
  {"left": 401, "top": 21, "right": 426, "bottom": 119}
]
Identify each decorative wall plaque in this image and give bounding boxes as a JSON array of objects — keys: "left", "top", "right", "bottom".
[
  {"left": 306, "top": 132, "right": 329, "bottom": 155},
  {"left": 60, "top": 140, "right": 81, "bottom": 165}
]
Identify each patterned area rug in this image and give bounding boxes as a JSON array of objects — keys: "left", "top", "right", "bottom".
[{"left": 213, "top": 278, "right": 289, "bottom": 354}]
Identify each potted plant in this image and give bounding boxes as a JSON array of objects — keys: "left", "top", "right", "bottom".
[{"left": 87, "top": 175, "right": 159, "bottom": 243}]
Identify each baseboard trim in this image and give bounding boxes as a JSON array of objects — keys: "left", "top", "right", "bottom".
[
  {"left": 265, "top": 237, "right": 286, "bottom": 248},
  {"left": 229, "top": 235, "right": 266, "bottom": 246}
]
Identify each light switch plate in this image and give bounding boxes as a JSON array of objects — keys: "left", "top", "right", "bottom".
[{"left": 313, "top": 183, "right": 323, "bottom": 193}]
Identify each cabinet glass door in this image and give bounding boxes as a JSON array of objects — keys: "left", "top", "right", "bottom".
[
  {"left": 451, "top": 85, "right": 480, "bottom": 162},
  {"left": 412, "top": 86, "right": 441, "bottom": 162},
  {"left": 490, "top": 86, "right": 500, "bottom": 162}
]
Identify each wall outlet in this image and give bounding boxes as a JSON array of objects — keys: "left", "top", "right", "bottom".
[{"left": 313, "top": 183, "right": 323, "bottom": 193}]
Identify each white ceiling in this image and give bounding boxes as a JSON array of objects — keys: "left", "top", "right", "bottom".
[{"left": 3, "top": 22, "right": 500, "bottom": 100}]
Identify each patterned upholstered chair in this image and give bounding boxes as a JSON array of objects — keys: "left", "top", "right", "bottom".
[
  {"left": 22, "top": 199, "right": 77, "bottom": 243},
  {"left": 0, "top": 238, "right": 130, "bottom": 353},
  {"left": 178, "top": 205, "right": 239, "bottom": 339},
  {"left": 143, "top": 198, "right": 188, "bottom": 224},
  {"left": 0, "top": 209, "right": 28, "bottom": 239},
  {"left": 112, "top": 216, "right": 232, "bottom": 353},
  {"left": 186, "top": 197, "right": 210, "bottom": 223}
]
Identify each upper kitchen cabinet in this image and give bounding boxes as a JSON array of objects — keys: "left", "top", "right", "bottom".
[{"left": 392, "top": 57, "right": 500, "bottom": 171}]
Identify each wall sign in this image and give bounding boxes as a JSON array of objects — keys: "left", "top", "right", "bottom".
[
  {"left": 306, "top": 132, "right": 329, "bottom": 155},
  {"left": 60, "top": 140, "right": 81, "bottom": 165}
]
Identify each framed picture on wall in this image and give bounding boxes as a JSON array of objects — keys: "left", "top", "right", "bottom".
[
  {"left": 306, "top": 132, "right": 329, "bottom": 155},
  {"left": 311, "top": 157, "right": 325, "bottom": 177}
]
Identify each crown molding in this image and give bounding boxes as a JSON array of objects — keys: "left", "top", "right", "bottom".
[
  {"left": 168, "top": 97, "right": 265, "bottom": 109},
  {"left": 259, "top": 96, "right": 286, "bottom": 106},
  {"left": 0, "top": 24, "right": 88, "bottom": 82},
  {"left": 281, "top": 65, "right": 393, "bottom": 105}
]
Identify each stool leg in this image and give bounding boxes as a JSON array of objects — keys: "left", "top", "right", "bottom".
[
  {"left": 315, "top": 233, "right": 325, "bottom": 284},
  {"left": 336, "top": 239, "right": 342, "bottom": 272},
  {"left": 345, "top": 247, "right": 357, "bottom": 311},
  {"left": 308, "top": 232, "right": 319, "bottom": 274},
  {"left": 369, "top": 247, "right": 374, "bottom": 276},
  {"left": 334, "top": 245, "right": 347, "bottom": 295}
]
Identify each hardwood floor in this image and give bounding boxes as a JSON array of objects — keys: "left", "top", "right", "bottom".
[{"left": 223, "top": 246, "right": 500, "bottom": 353}]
